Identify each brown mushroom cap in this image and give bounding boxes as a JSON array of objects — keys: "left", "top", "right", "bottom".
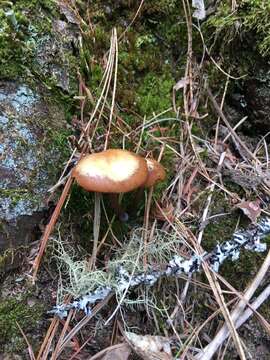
[
  {"left": 73, "top": 149, "right": 149, "bottom": 193},
  {"left": 144, "top": 159, "right": 166, "bottom": 187}
]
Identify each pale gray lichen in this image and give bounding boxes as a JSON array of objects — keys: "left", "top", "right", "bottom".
[
  {"left": 50, "top": 218, "right": 270, "bottom": 319},
  {"left": 0, "top": 81, "right": 67, "bottom": 252}
]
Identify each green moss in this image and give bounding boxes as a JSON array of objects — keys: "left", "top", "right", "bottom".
[
  {"left": 0, "top": 0, "right": 78, "bottom": 101},
  {"left": 0, "top": 295, "right": 44, "bottom": 353},
  {"left": 201, "top": 190, "right": 239, "bottom": 251},
  {"left": 0, "top": 188, "right": 28, "bottom": 203},
  {"left": 75, "top": 0, "right": 185, "bottom": 115},
  {"left": 203, "top": 214, "right": 237, "bottom": 251},
  {"left": 142, "top": 0, "right": 178, "bottom": 14},
  {"left": 204, "top": 0, "right": 270, "bottom": 57},
  {"left": 47, "top": 127, "right": 72, "bottom": 161},
  {"left": 0, "top": 0, "right": 56, "bottom": 79},
  {"left": 62, "top": 184, "right": 95, "bottom": 248},
  {"left": 220, "top": 245, "right": 269, "bottom": 289},
  {"left": 201, "top": 190, "right": 270, "bottom": 289},
  {"left": 0, "top": 8, "right": 32, "bottom": 78},
  {"left": 136, "top": 72, "right": 174, "bottom": 115},
  {"left": 0, "top": 246, "right": 29, "bottom": 274},
  {"left": 242, "top": 0, "right": 270, "bottom": 56}
]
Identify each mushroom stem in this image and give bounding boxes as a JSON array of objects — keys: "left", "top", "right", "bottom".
[
  {"left": 135, "top": 187, "right": 145, "bottom": 206},
  {"left": 109, "top": 194, "right": 128, "bottom": 222},
  {"left": 128, "top": 187, "right": 145, "bottom": 218}
]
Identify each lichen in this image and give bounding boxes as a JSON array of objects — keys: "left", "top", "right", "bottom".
[
  {"left": 0, "top": 82, "right": 70, "bottom": 224},
  {"left": 201, "top": 190, "right": 270, "bottom": 288}
]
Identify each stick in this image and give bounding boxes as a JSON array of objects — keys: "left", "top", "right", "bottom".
[
  {"left": 197, "top": 247, "right": 270, "bottom": 359},
  {"left": 31, "top": 176, "right": 74, "bottom": 282}
]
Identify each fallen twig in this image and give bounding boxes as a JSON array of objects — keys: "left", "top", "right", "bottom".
[{"left": 31, "top": 176, "right": 74, "bottom": 283}]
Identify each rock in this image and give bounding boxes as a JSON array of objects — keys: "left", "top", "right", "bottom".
[
  {"left": 35, "top": 19, "right": 79, "bottom": 92},
  {"left": 243, "top": 70, "right": 270, "bottom": 135},
  {"left": 0, "top": 81, "right": 67, "bottom": 270},
  {"left": 227, "top": 66, "right": 270, "bottom": 136}
]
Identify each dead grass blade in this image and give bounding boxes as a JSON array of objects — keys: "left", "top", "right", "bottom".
[
  {"left": 87, "top": 343, "right": 131, "bottom": 360},
  {"left": 16, "top": 321, "right": 36, "bottom": 360},
  {"left": 89, "top": 192, "right": 101, "bottom": 269},
  {"left": 31, "top": 176, "right": 74, "bottom": 282},
  {"left": 51, "top": 310, "right": 74, "bottom": 360},
  {"left": 181, "top": 152, "right": 226, "bottom": 304},
  {"left": 37, "top": 317, "right": 60, "bottom": 360},
  {"left": 197, "top": 248, "right": 270, "bottom": 359},
  {"left": 214, "top": 272, "right": 270, "bottom": 336},
  {"left": 206, "top": 85, "right": 260, "bottom": 165},
  {"left": 31, "top": 27, "right": 120, "bottom": 282},
  {"left": 201, "top": 263, "right": 246, "bottom": 360},
  {"left": 143, "top": 145, "right": 165, "bottom": 269},
  {"left": 58, "top": 294, "right": 113, "bottom": 355}
]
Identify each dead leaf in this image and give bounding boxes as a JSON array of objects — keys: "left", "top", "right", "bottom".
[
  {"left": 236, "top": 199, "right": 261, "bottom": 223},
  {"left": 173, "top": 77, "right": 189, "bottom": 91},
  {"left": 101, "top": 343, "right": 131, "bottom": 360},
  {"left": 152, "top": 201, "right": 174, "bottom": 222},
  {"left": 125, "top": 332, "right": 173, "bottom": 360}
]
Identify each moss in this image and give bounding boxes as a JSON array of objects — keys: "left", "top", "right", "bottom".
[
  {"left": 204, "top": 0, "right": 270, "bottom": 58},
  {"left": 0, "top": 295, "right": 45, "bottom": 353},
  {"left": 135, "top": 72, "right": 174, "bottom": 115},
  {"left": 0, "top": 0, "right": 55, "bottom": 79},
  {"left": 220, "top": 242, "right": 270, "bottom": 289},
  {"left": 75, "top": 0, "right": 185, "bottom": 115},
  {"left": 0, "top": 188, "right": 28, "bottom": 203},
  {"left": 201, "top": 190, "right": 239, "bottom": 251},
  {"left": 0, "top": 246, "right": 28, "bottom": 274},
  {"left": 62, "top": 184, "right": 95, "bottom": 249},
  {"left": 0, "top": 0, "right": 78, "bottom": 100},
  {"left": 203, "top": 214, "right": 238, "bottom": 251},
  {"left": 47, "top": 127, "right": 72, "bottom": 161},
  {"left": 200, "top": 189, "right": 270, "bottom": 289}
]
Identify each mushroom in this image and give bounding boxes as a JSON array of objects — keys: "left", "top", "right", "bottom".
[
  {"left": 72, "top": 149, "right": 165, "bottom": 217},
  {"left": 73, "top": 149, "right": 165, "bottom": 268},
  {"left": 73, "top": 149, "right": 149, "bottom": 194},
  {"left": 145, "top": 158, "right": 166, "bottom": 187}
]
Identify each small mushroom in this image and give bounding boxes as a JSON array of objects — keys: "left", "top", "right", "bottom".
[
  {"left": 145, "top": 158, "right": 166, "bottom": 187},
  {"left": 73, "top": 149, "right": 149, "bottom": 193},
  {"left": 73, "top": 149, "right": 165, "bottom": 218},
  {"left": 73, "top": 149, "right": 165, "bottom": 268}
]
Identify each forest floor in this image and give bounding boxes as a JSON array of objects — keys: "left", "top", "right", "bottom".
[{"left": 1, "top": 1, "right": 270, "bottom": 359}]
